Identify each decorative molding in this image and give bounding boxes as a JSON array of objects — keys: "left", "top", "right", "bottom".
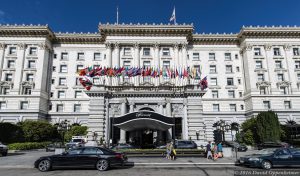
[
  {"left": 17, "top": 43, "right": 26, "bottom": 50},
  {"left": 284, "top": 44, "right": 291, "bottom": 51},
  {"left": 264, "top": 44, "right": 272, "bottom": 51},
  {"left": 173, "top": 43, "right": 179, "bottom": 49},
  {"left": 21, "top": 81, "right": 35, "bottom": 88},
  {"left": 0, "top": 81, "right": 14, "bottom": 88},
  {"left": 105, "top": 43, "right": 112, "bottom": 49},
  {"left": 276, "top": 81, "right": 291, "bottom": 87},
  {"left": 0, "top": 43, "right": 5, "bottom": 50},
  {"left": 114, "top": 42, "right": 120, "bottom": 49},
  {"left": 38, "top": 43, "right": 48, "bottom": 50},
  {"left": 153, "top": 42, "right": 160, "bottom": 49},
  {"left": 256, "top": 81, "right": 271, "bottom": 88}
]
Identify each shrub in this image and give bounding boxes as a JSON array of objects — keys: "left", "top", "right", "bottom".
[
  {"left": 64, "top": 126, "right": 88, "bottom": 142},
  {"left": 8, "top": 142, "right": 51, "bottom": 150},
  {"left": 0, "top": 122, "right": 24, "bottom": 143},
  {"left": 256, "top": 111, "right": 281, "bottom": 143}
]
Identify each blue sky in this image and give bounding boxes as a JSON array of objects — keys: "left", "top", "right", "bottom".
[{"left": 1, "top": 0, "right": 300, "bottom": 33}]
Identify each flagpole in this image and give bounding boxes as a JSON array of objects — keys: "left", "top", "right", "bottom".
[
  {"left": 117, "top": 6, "right": 119, "bottom": 24},
  {"left": 174, "top": 6, "right": 176, "bottom": 25}
]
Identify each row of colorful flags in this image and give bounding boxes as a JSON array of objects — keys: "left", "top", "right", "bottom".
[{"left": 78, "top": 66, "right": 208, "bottom": 91}]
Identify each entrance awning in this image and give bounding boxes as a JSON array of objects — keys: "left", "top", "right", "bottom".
[{"left": 113, "top": 111, "right": 174, "bottom": 131}]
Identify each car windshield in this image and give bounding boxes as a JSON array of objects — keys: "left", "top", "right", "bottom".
[
  {"left": 257, "top": 148, "right": 276, "bottom": 155},
  {"left": 72, "top": 139, "right": 83, "bottom": 142}
]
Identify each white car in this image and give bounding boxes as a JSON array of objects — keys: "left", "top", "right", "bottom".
[{"left": 0, "top": 142, "right": 8, "bottom": 156}]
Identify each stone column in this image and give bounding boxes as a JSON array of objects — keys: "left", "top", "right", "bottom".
[
  {"left": 174, "top": 43, "right": 179, "bottom": 66},
  {"left": 166, "top": 99, "right": 172, "bottom": 140},
  {"left": 182, "top": 102, "right": 189, "bottom": 140},
  {"left": 283, "top": 44, "right": 293, "bottom": 93},
  {"left": 129, "top": 102, "right": 134, "bottom": 113},
  {"left": 182, "top": 43, "right": 187, "bottom": 67},
  {"left": 11, "top": 43, "right": 26, "bottom": 94},
  {"left": 114, "top": 43, "right": 120, "bottom": 67},
  {"left": 0, "top": 43, "right": 5, "bottom": 81},
  {"left": 264, "top": 44, "right": 273, "bottom": 93},
  {"left": 154, "top": 43, "right": 160, "bottom": 85},
  {"left": 134, "top": 43, "right": 140, "bottom": 85},
  {"left": 119, "top": 100, "right": 127, "bottom": 143},
  {"left": 106, "top": 43, "right": 112, "bottom": 67}
]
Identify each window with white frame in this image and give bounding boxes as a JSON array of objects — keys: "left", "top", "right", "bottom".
[
  {"left": 56, "top": 104, "right": 63, "bottom": 112},
  {"left": 225, "top": 53, "right": 231, "bottom": 60},
  {"left": 2, "top": 87, "right": 9, "bottom": 95},
  {"left": 293, "top": 48, "right": 299, "bottom": 56},
  {"left": 239, "top": 92, "right": 243, "bottom": 97},
  {"left": 143, "top": 61, "right": 151, "bottom": 81},
  {"left": 77, "top": 53, "right": 84, "bottom": 60},
  {"left": 260, "top": 87, "right": 266, "bottom": 95},
  {"left": 240, "top": 105, "right": 244, "bottom": 110},
  {"left": 227, "top": 78, "right": 234, "bottom": 86},
  {"left": 53, "top": 66, "right": 56, "bottom": 72},
  {"left": 75, "top": 91, "right": 82, "bottom": 98},
  {"left": 235, "top": 54, "right": 238, "bottom": 59},
  {"left": 213, "top": 104, "right": 220, "bottom": 112},
  {"left": 6, "top": 60, "right": 15, "bottom": 69},
  {"left": 257, "top": 74, "right": 265, "bottom": 81},
  {"left": 256, "top": 60, "right": 263, "bottom": 69},
  {"left": 273, "top": 48, "right": 281, "bottom": 56},
  {"left": 124, "top": 48, "right": 131, "bottom": 56},
  {"left": 74, "top": 104, "right": 81, "bottom": 112},
  {"left": 26, "top": 74, "right": 34, "bottom": 81},
  {"left": 20, "top": 101, "right": 28, "bottom": 110},
  {"left": 236, "top": 66, "right": 240, "bottom": 72},
  {"left": 162, "top": 61, "right": 170, "bottom": 68},
  {"left": 212, "top": 90, "right": 218, "bottom": 98},
  {"left": 162, "top": 48, "right": 170, "bottom": 56},
  {"left": 275, "top": 60, "right": 282, "bottom": 69},
  {"left": 28, "top": 60, "right": 36, "bottom": 69},
  {"left": 59, "top": 78, "right": 67, "bottom": 86},
  {"left": 53, "top": 53, "right": 57, "bottom": 59},
  {"left": 93, "top": 78, "right": 100, "bottom": 84},
  {"left": 193, "top": 65, "right": 201, "bottom": 79},
  {"left": 93, "top": 65, "right": 100, "bottom": 69},
  {"left": 5, "top": 73, "right": 13, "bottom": 81},
  {"left": 279, "top": 87, "right": 287, "bottom": 94},
  {"left": 61, "top": 52, "right": 68, "bottom": 60},
  {"left": 50, "top": 92, "right": 54, "bottom": 97},
  {"left": 58, "top": 91, "right": 65, "bottom": 98},
  {"left": 51, "top": 79, "right": 55, "bottom": 84},
  {"left": 226, "top": 65, "right": 233, "bottom": 73},
  {"left": 29, "top": 47, "right": 37, "bottom": 55},
  {"left": 210, "top": 78, "right": 217, "bottom": 86},
  {"left": 254, "top": 48, "right": 261, "bottom": 56},
  {"left": 94, "top": 53, "right": 101, "bottom": 60},
  {"left": 238, "top": 78, "right": 241, "bottom": 85},
  {"left": 230, "top": 104, "right": 237, "bottom": 112},
  {"left": 23, "top": 87, "right": 32, "bottom": 95},
  {"left": 263, "top": 101, "right": 270, "bottom": 109},
  {"left": 9, "top": 47, "right": 17, "bottom": 55},
  {"left": 192, "top": 53, "right": 200, "bottom": 60},
  {"left": 209, "top": 53, "right": 215, "bottom": 60},
  {"left": 295, "top": 61, "right": 300, "bottom": 69},
  {"left": 284, "top": 101, "right": 291, "bottom": 109},
  {"left": 209, "top": 65, "right": 216, "bottom": 73},
  {"left": 228, "top": 90, "right": 235, "bottom": 98},
  {"left": 297, "top": 73, "right": 300, "bottom": 81},
  {"left": 60, "top": 65, "right": 67, "bottom": 73},
  {"left": 123, "top": 61, "right": 131, "bottom": 69},
  {"left": 76, "top": 65, "right": 84, "bottom": 72},
  {"left": 277, "top": 74, "right": 284, "bottom": 81},
  {"left": 0, "top": 101, "right": 6, "bottom": 110},
  {"left": 143, "top": 48, "right": 150, "bottom": 56}
]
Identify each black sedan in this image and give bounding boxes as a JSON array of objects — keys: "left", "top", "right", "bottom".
[
  {"left": 239, "top": 148, "right": 300, "bottom": 169},
  {"left": 34, "top": 147, "right": 127, "bottom": 172},
  {"left": 223, "top": 141, "right": 248, "bottom": 152}
]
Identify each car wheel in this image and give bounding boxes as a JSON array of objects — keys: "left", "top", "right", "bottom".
[
  {"left": 38, "top": 159, "right": 51, "bottom": 172},
  {"left": 2, "top": 152, "right": 7, "bottom": 156},
  {"left": 261, "top": 160, "right": 272, "bottom": 170},
  {"left": 96, "top": 159, "right": 109, "bottom": 171}
]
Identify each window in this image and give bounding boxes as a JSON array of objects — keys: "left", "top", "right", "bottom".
[
  {"left": 2, "top": 87, "right": 9, "bottom": 95},
  {"left": 59, "top": 78, "right": 67, "bottom": 86},
  {"left": 279, "top": 87, "right": 287, "bottom": 94},
  {"left": 74, "top": 104, "right": 81, "bottom": 112},
  {"left": 123, "top": 61, "right": 131, "bottom": 68},
  {"left": 56, "top": 104, "right": 63, "bottom": 112},
  {"left": 77, "top": 53, "right": 84, "bottom": 60},
  {"left": 263, "top": 101, "right": 270, "bottom": 109},
  {"left": 236, "top": 66, "right": 240, "bottom": 72},
  {"left": 162, "top": 48, "right": 170, "bottom": 56},
  {"left": 93, "top": 65, "right": 100, "bottom": 69},
  {"left": 298, "top": 73, "right": 300, "bottom": 81},
  {"left": 273, "top": 48, "right": 281, "bottom": 56},
  {"left": 209, "top": 65, "right": 216, "bottom": 73},
  {"left": 0, "top": 101, "right": 6, "bottom": 110},
  {"left": 50, "top": 92, "right": 54, "bottom": 97},
  {"left": 5, "top": 73, "right": 13, "bottom": 81},
  {"left": 228, "top": 90, "right": 235, "bottom": 98},
  {"left": 239, "top": 92, "right": 243, "bottom": 97},
  {"left": 212, "top": 90, "right": 218, "bottom": 98},
  {"left": 260, "top": 87, "right": 266, "bottom": 95},
  {"left": 9, "top": 47, "right": 17, "bottom": 55},
  {"left": 162, "top": 61, "right": 170, "bottom": 69},
  {"left": 284, "top": 101, "right": 291, "bottom": 109},
  {"left": 53, "top": 53, "right": 57, "bottom": 59},
  {"left": 295, "top": 61, "right": 300, "bottom": 69},
  {"left": 235, "top": 54, "right": 238, "bottom": 59},
  {"left": 51, "top": 79, "right": 55, "bottom": 84},
  {"left": 254, "top": 48, "right": 261, "bottom": 56},
  {"left": 238, "top": 79, "right": 241, "bottom": 85},
  {"left": 209, "top": 53, "right": 215, "bottom": 60},
  {"left": 24, "top": 87, "right": 32, "bottom": 95},
  {"left": 61, "top": 52, "right": 68, "bottom": 60},
  {"left": 124, "top": 48, "right": 131, "bottom": 56},
  {"left": 49, "top": 104, "right": 52, "bottom": 111},
  {"left": 60, "top": 65, "right": 67, "bottom": 73},
  {"left": 192, "top": 53, "right": 200, "bottom": 60},
  {"left": 257, "top": 74, "right": 265, "bottom": 81},
  {"left": 94, "top": 53, "right": 101, "bottom": 60},
  {"left": 193, "top": 65, "right": 201, "bottom": 79},
  {"left": 76, "top": 65, "right": 84, "bottom": 72},
  {"left": 53, "top": 66, "right": 56, "bottom": 72},
  {"left": 256, "top": 61, "right": 263, "bottom": 69},
  {"left": 210, "top": 78, "right": 217, "bottom": 86},
  {"left": 230, "top": 104, "right": 237, "bottom": 112},
  {"left": 240, "top": 105, "right": 244, "bottom": 110},
  {"left": 293, "top": 48, "right": 299, "bottom": 56},
  {"left": 213, "top": 104, "right": 220, "bottom": 112},
  {"left": 143, "top": 61, "right": 151, "bottom": 68},
  {"left": 58, "top": 91, "right": 65, "bottom": 98},
  {"left": 75, "top": 91, "right": 82, "bottom": 98},
  {"left": 7, "top": 60, "right": 15, "bottom": 69},
  {"left": 277, "top": 74, "right": 284, "bottom": 81},
  {"left": 28, "top": 60, "right": 36, "bottom": 69},
  {"left": 26, "top": 74, "right": 34, "bottom": 81},
  {"left": 29, "top": 47, "right": 37, "bottom": 55},
  {"left": 143, "top": 48, "right": 150, "bottom": 56},
  {"left": 275, "top": 61, "right": 282, "bottom": 69},
  {"left": 93, "top": 78, "right": 100, "bottom": 84},
  {"left": 225, "top": 53, "right": 231, "bottom": 60},
  {"left": 20, "top": 101, "right": 28, "bottom": 110},
  {"left": 227, "top": 78, "right": 234, "bottom": 86},
  {"left": 226, "top": 65, "right": 233, "bottom": 73},
  {"left": 82, "top": 148, "right": 103, "bottom": 155}
]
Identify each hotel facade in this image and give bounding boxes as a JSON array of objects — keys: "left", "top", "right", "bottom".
[{"left": 0, "top": 23, "right": 300, "bottom": 146}]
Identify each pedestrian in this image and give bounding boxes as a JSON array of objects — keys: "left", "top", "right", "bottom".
[
  {"left": 213, "top": 144, "right": 218, "bottom": 161},
  {"left": 170, "top": 141, "right": 176, "bottom": 160},
  {"left": 217, "top": 142, "right": 223, "bottom": 158},
  {"left": 166, "top": 142, "right": 171, "bottom": 160},
  {"left": 206, "top": 141, "right": 212, "bottom": 160}
]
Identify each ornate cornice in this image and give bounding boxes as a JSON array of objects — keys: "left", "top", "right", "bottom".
[
  {"left": 0, "top": 81, "right": 13, "bottom": 88},
  {"left": 53, "top": 32, "right": 103, "bottom": 44},
  {"left": 276, "top": 81, "right": 291, "bottom": 87},
  {"left": 256, "top": 81, "right": 271, "bottom": 88},
  {"left": 192, "top": 33, "right": 239, "bottom": 45}
]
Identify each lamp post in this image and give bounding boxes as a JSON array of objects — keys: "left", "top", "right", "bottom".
[
  {"left": 215, "top": 120, "right": 230, "bottom": 142},
  {"left": 57, "top": 120, "right": 71, "bottom": 146},
  {"left": 196, "top": 130, "right": 200, "bottom": 140}
]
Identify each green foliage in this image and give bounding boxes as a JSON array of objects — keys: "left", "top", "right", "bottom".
[
  {"left": 241, "top": 117, "right": 257, "bottom": 132},
  {"left": 256, "top": 111, "right": 281, "bottom": 143},
  {"left": 19, "top": 120, "right": 57, "bottom": 142},
  {"left": 8, "top": 142, "right": 51, "bottom": 150},
  {"left": 64, "top": 126, "right": 88, "bottom": 142},
  {"left": 0, "top": 123, "right": 24, "bottom": 143},
  {"left": 243, "top": 130, "right": 255, "bottom": 145}
]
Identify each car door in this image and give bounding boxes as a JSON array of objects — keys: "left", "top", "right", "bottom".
[
  {"left": 272, "top": 149, "right": 293, "bottom": 166},
  {"left": 289, "top": 149, "right": 300, "bottom": 166},
  {"left": 51, "top": 148, "right": 83, "bottom": 167},
  {"left": 78, "top": 148, "right": 100, "bottom": 167}
]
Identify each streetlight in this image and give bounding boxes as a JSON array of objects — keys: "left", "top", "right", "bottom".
[
  {"left": 215, "top": 120, "right": 230, "bottom": 142},
  {"left": 57, "top": 120, "right": 71, "bottom": 146},
  {"left": 196, "top": 130, "right": 200, "bottom": 140}
]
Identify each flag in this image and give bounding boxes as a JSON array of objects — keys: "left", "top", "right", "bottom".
[
  {"left": 200, "top": 76, "right": 208, "bottom": 90},
  {"left": 169, "top": 7, "right": 176, "bottom": 24}
]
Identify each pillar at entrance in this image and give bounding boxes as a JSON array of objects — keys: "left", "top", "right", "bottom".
[{"left": 119, "top": 100, "right": 127, "bottom": 143}]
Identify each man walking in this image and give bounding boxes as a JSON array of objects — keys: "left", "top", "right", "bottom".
[{"left": 206, "top": 141, "right": 212, "bottom": 160}]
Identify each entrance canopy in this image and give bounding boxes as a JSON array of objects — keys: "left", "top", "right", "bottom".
[{"left": 113, "top": 111, "right": 174, "bottom": 131}]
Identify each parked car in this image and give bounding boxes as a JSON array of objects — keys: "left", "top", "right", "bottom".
[
  {"left": 65, "top": 138, "right": 85, "bottom": 150},
  {"left": 239, "top": 148, "right": 300, "bottom": 169},
  {"left": 257, "top": 142, "right": 290, "bottom": 150},
  {"left": 46, "top": 142, "right": 63, "bottom": 152},
  {"left": 0, "top": 142, "right": 8, "bottom": 156},
  {"left": 34, "top": 146, "right": 127, "bottom": 172},
  {"left": 223, "top": 141, "right": 248, "bottom": 152},
  {"left": 175, "top": 140, "right": 197, "bottom": 149},
  {"left": 110, "top": 143, "right": 137, "bottom": 150}
]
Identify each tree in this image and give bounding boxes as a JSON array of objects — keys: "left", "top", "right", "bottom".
[
  {"left": 0, "top": 122, "right": 24, "bottom": 143},
  {"left": 64, "top": 126, "right": 88, "bottom": 142},
  {"left": 256, "top": 111, "right": 281, "bottom": 143}
]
